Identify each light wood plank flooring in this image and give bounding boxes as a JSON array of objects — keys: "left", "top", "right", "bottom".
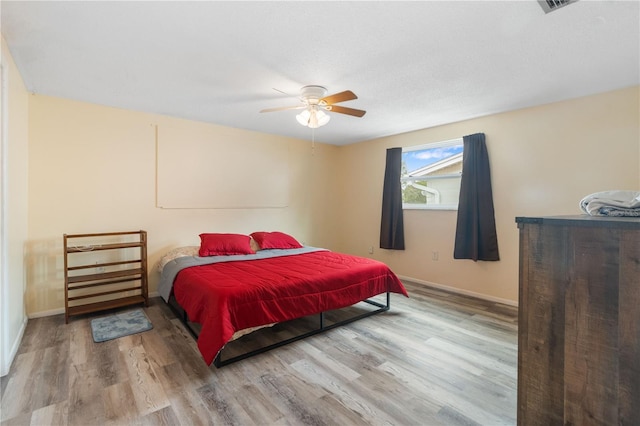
[{"left": 1, "top": 281, "right": 518, "bottom": 425}]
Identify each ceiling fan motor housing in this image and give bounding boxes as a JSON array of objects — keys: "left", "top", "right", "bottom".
[{"left": 300, "top": 85, "right": 328, "bottom": 104}]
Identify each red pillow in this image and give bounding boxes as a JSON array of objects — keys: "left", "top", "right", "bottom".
[
  {"left": 250, "top": 231, "right": 303, "bottom": 250},
  {"left": 198, "top": 233, "right": 255, "bottom": 256}
]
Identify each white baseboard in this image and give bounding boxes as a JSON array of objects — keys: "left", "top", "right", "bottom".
[
  {"left": 397, "top": 274, "right": 518, "bottom": 307},
  {"left": 1, "top": 316, "right": 27, "bottom": 376},
  {"left": 28, "top": 307, "right": 64, "bottom": 319}
]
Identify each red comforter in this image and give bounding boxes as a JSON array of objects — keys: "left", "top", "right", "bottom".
[{"left": 173, "top": 250, "right": 408, "bottom": 365}]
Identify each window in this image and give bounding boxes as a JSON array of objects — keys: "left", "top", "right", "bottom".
[{"left": 401, "top": 138, "right": 463, "bottom": 210}]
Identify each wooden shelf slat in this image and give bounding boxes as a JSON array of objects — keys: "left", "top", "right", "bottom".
[
  {"left": 67, "top": 268, "right": 143, "bottom": 284},
  {"left": 68, "top": 277, "right": 142, "bottom": 291},
  {"left": 66, "top": 241, "right": 143, "bottom": 253},
  {"left": 64, "top": 230, "right": 145, "bottom": 239},
  {"left": 67, "top": 295, "right": 146, "bottom": 317},
  {"left": 67, "top": 259, "right": 141, "bottom": 271},
  {"left": 68, "top": 285, "right": 142, "bottom": 301}
]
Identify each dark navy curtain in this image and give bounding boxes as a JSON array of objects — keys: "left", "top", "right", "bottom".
[
  {"left": 380, "top": 147, "right": 405, "bottom": 250},
  {"left": 454, "top": 133, "right": 499, "bottom": 261}
]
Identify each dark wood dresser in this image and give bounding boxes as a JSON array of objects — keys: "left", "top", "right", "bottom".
[{"left": 516, "top": 215, "right": 639, "bottom": 425}]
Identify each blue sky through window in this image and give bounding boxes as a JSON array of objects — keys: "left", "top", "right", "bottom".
[{"left": 402, "top": 144, "right": 463, "bottom": 174}]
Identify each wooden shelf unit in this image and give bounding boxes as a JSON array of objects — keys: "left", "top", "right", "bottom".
[{"left": 64, "top": 230, "right": 148, "bottom": 323}]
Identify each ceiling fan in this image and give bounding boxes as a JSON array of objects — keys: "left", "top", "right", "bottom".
[{"left": 260, "top": 85, "right": 366, "bottom": 128}]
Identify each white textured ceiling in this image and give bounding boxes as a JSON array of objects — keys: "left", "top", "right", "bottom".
[{"left": 1, "top": 1, "right": 639, "bottom": 145}]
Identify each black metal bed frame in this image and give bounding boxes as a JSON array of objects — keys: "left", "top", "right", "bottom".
[{"left": 168, "top": 291, "right": 391, "bottom": 368}]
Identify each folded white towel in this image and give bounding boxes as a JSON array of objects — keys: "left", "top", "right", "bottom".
[{"left": 579, "top": 190, "right": 640, "bottom": 217}]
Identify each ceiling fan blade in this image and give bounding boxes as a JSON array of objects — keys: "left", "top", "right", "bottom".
[
  {"left": 320, "top": 90, "right": 357, "bottom": 105},
  {"left": 260, "top": 105, "right": 306, "bottom": 113},
  {"left": 272, "top": 87, "right": 295, "bottom": 97},
  {"left": 326, "top": 105, "right": 367, "bottom": 117}
]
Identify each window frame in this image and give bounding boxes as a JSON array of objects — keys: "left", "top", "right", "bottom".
[{"left": 401, "top": 137, "right": 464, "bottom": 211}]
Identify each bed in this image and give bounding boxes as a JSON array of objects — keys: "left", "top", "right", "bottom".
[{"left": 158, "top": 232, "right": 408, "bottom": 367}]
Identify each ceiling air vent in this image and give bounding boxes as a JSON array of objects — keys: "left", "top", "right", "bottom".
[{"left": 538, "top": 0, "right": 578, "bottom": 13}]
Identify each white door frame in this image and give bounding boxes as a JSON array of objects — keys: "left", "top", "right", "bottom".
[{"left": 1, "top": 61, "right": 9, "bottom": 376}]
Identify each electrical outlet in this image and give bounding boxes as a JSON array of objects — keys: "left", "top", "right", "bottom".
[
  {"left": 368, "top": 246, "right": 374, "bottom": 254},
  {"left": 432, "top": 251, "right": 439, "bottom": 261}
]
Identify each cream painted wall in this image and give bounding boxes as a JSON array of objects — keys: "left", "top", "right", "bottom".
[
  {"left": 1, "top": 37, "right": 29, "bottom": 376},
  {"left": 23, "top": 84, "right": 640, "bottom": 313},
  {"left": 335, "top": 86, "right": 640, "bottom": 305},
  {"left": 27, "top": 95, "right": 340, "bottom": 315}
]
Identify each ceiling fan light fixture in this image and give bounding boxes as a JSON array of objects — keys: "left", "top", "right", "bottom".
[
  {"left": 296, "top": 107, "right": 330, "bottom": 129},
  {"left": 315, "top": 109, "right": 330, "bottom": 127},
  {"left": 296, "top": 109, "right": 311, "bottom": 126}
]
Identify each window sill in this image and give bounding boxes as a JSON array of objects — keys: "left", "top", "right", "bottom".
[{"left": 403, "top": 204, "right": 458, "bottom": 211}]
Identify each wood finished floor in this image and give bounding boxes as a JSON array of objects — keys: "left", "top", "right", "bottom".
[{"left": 0, "top": 281, "right": 518, "bottom": 425}]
